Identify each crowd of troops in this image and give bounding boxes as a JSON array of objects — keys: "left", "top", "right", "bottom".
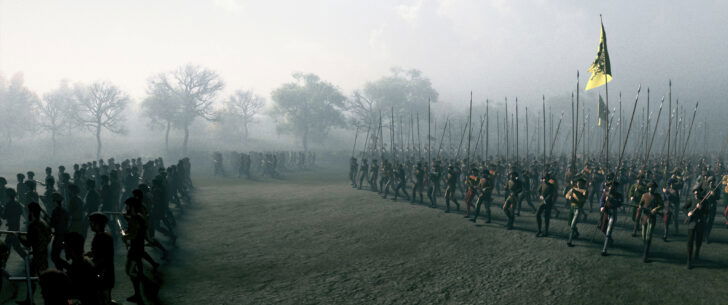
[
  {"left": 350, "top": 154, "right": 728, "bottom": 269},
  {"left": 0, "top": 156, "right": 193, "bottom": 304},
  {"left": 213, "top": 151, "right": 316, "bottom": 179}
]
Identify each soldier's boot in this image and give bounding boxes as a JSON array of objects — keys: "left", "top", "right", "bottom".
[
  {"left": 535, "top": 215, "right": 543, "bottom": 237},
  {"left": 445, "top": 198, "right": 451, "bottom": 213},
  {"left": 631, "top": 221, "right": 639, "bottom": 237},
  {"left": 504, "top": 209, "right": 514, "bottom": 229},
  {"left": 663, "top": 223, "right": 669, "bottom": 242},
  {"left": 485, "top": 207, "right": 492, "bottom": 223},
  {"left": 419, "top": 193, "right": 424, "bottom": 204}
]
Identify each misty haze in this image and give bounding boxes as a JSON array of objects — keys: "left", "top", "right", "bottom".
[{"left": 0, "top": 1, "right": 727, "bottom": 304}]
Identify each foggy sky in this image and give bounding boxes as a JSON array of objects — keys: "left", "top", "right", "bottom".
[{"left": 1, "top": 0, "right": 727, "bottom": 110}]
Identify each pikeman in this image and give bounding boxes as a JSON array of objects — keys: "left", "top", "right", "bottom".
[
  {"left": 88, "top": 212, "right": 115, "bottom": 303},
  {"left": 410, "top": 161, "right": 425, "bottom": 203},
  {"left": 349, "top": 157, "right": 358, "bottom": 188},
  {"left": 702, "top": 176, "right": 720, "bottom": 244},
  {"left": 628, "top": 174, "right": 647, "bottom": 237},
  {"left": 638, "top": 181, "right": 664, "bottom": 262},
  {"left": 18, "top": 202, "right": 52, "bottom": 305},
  {"left": 391, "top": 163, "right": 410, "bottom": 201},
  {"left": 684, "top": 186, "right": 709, "bottom": 269},
  {"left": 378, "top": 159, "right": 390, "bottom": 195},
  {"left": 599, "top": 181, "right": 624, "bottom": 256},
  {"left": 566, "top": 177, "right": 588, "bottom": 247},
  {"left": 427, "top": 161, "right": 442, "bottom": 208},
  {"left": 503, "top": 171, "right": 523, "bottom": 230},
  {"left": 444, "top": 165, "right": 460, "bottom": 213},
  {"left": 662, "top": 172, "right": 683, "bottom": 241},
  {"left": 471, "top": 169, "right": 494, "bottom": 223},
  {"left": 49, "top": 192, "right": 69, "bottom": 269},
  {"left": 535, "top": 172, "right": 558, "bottom": 237},
  {"left": 4, "top": 188, "right": 26, "bottom": 259},
  {"left": 357, "top": 159, "right": 369, "bottom": 190},
  {"left": 463, "top": 168, "right": 479, "bottom": 218},
  {"left": 368, "top": 159, "right": 379, "bottom": 192},
  {"left": 123, "top": 197, "right": 149, "bottom": 304}
]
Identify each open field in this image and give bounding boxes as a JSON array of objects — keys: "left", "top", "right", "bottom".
[
  {"left": 158, "top": 164, "right": 728, "bottom": 305},
  {"left": 4, "top": 164, "right": 728, "bottom": 304}
]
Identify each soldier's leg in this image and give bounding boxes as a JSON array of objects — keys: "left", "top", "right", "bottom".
[
  {"left": 428, "top": 186, "right": 436, "bottom": 207},
  {"left": 567, "top": 207, "right": 580, "bottom": 246},
  {"left": 444, "top": 187, "right": 452, "bottom": 212},
  {"left": 663, "top": 212, "right": 670, "bottom": 241},
  {"left": 705, "top": 206, "right": 716, "bottom": 243},
  {"left": 687, "top": 227, "right": 696, "bottom": 268},
  {"left": 400, "top": 182, "right": 410, "bottom": 200},
  {"left": 544, "top": 203, "right": 552, "bottom": 235},
  {"left": 601, "top": 214, "right": 615, "bottom": 256},
  {"left": 485, "top": 199, "right": 492, "bottom": 223},
  {"left": 472, "top": 196, "right": 483, "bottom": 222},
  {"left": 632, "top": 207, "right": 640, "bottom": 237},
  {"left": 358, "top": 174, "right": 365, "bottom": 190},
  {"left": 694, "top": 225, "right": 704, "bottom": 259},
  {"left": 535, "top": 203, "right": 545, "bottom": 235}
]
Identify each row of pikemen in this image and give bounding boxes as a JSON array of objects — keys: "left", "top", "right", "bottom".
[
  {"left": 0, "top": 156, "right": 193, "bottom": 305},
  {"left": 349, "top": 155, "right": 727, "bottom": 269},
  {"left": 213, "top": 151, "right": 318, "bottom": 179}
]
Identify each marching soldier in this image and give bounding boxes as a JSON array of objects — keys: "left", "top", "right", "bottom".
[
  {"left": 684, "top": 186, "right": 709, "bottom": 269},
  {"left": 638, "top": 182, "right": 664, "bottom": 262},
  {"left": 600, "top": 181, "right": 624, "bottom": 256},
  {"left": 463, "top": 168, "right": 479, "bottom": 218},
  {"left": 427, "top": 161, "right": 442, "bottom": 208},
  {"left": 566, "top": 178, "right": 588, "bottom": 247},
  {"left": 19, "top": 202, "right": 52, "bottom": 304},
  {"left": 471, "top": 169, "right": 494, "bottom": 223},
  {"left": 662, "top": 173, "right": 683, "bottom": 241},
  {"left": 444, "top": 165, "right": 460, "bottom": 213},
  {"left": 536, "top": 173, "right": 558, "bottom": 237},
  {"left": 358, "top": 159, "right": 369, "bottom": 190},
  {"left": 411, "top": 162, "right": 425, "bottom": 203},
  {"left": 503, "top": 171, "right": 523, "bottom": 230},
  {"left": 349, "top": 157, "right": 358, "bottom": 188},
  {"left": 628, "top": 175, "right": 647, "bottom": 237}
]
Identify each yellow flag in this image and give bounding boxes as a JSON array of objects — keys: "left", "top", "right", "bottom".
[{"left": 585, "top": 21, "right": 612, "bottom": 91}]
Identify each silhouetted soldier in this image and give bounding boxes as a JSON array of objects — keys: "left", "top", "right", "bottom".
[
  {"left": 472, "top": 169, "right": 494, "bottom": 223},
  {"left": 62, "top": 232, "right": 101, "bottom": 305},
  {"left": 503, "top": 171, "right": 522, "bottom": 230},
  {"left": 49, "top": 192, "right": 69, "bottom": 270},
  {"left": 18, "top": 202, "right": 51, "bottom": 304},
  {"left": 358, "top": 159, "right": 369, "bottom": 190},
  {"left": 39, "top": 269, "right": 72, "bottom": 305},
  {"left": 444, "top": 165, "right": 460, "bottom": 213},
  {"left": 410, "top": 161, "right": 425, "bottom": 203},
  {"left": 3, "top": 189, "right": 26, "bottom": 259},
  {"left": 89, "top": 212, "right": 115, "bottom": 304}
]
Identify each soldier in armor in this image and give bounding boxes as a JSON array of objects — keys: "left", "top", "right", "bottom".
[
  {"left": 628, "top": 174, "right": 647, "bottom": 237},
  {"left": 463, "top": 168, "right": 479, "bottom": 218},
  {"left": 444, "top": 165, "right": 460, "bottom": 213},
  {"left": 503, "top": 171, "right": 522, "bottom": 230},
  {"left": 427, "top": 161, "right": 442, "bottom": 208},
  {"left": 410, "top": 162, "right": 425, "bottom": 204},
  {"left": 684, "top": 186, "right": 708, "bottom": 269},
  {"left": 471, "top": 169, "right": 494, "bottom": 223},
  {"left": 566, "top": 178, "right": 588, "bottom": 247},
  {"left": 639, "top": 181, "right": 664, "bottom": 262},
  {"left": 358, "top": 159, "right": 369, "bottom": 190},
  {"left": 600, "top": 181, "right": 624, "bottom": 256},
  {"left": 536, "top": 173, "right": 558, "bottom": 237}
]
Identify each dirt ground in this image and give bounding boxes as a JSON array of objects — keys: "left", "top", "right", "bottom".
[
  {"left": 152, "top": 164, "right": 728, "bottom": 305},
  {"left": 6, "top": 164, "right": 728, "bottom": 304}
]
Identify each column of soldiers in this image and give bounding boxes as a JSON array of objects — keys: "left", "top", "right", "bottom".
[
  {"left": 213, "top": 151, "right": 316, "bottom": 179},
  {"left": 350, "top": 150, "right": 728, "bottom": 269},
  {"left": 0, "top": 156, "right": 193, "bottom": 304}
]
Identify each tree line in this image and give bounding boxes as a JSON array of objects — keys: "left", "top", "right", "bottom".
[{"left": 0, "top": 65, "right": 439, "bottom": 158}]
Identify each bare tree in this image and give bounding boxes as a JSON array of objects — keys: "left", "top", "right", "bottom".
[
  {"left": 0, "top": 73, "right": 39, "bottom": 146},
  {"left": 38, "top": 80, "right": 76, "bottom": 156},
  {"left": 73, "top": 81, "right": 129, "bottom": 160},
  {"left": 148, "top": 64, "right": 224, "bottom": 155},
  {"left": 222, "top": 90, "right": 265, "bottom": 143},
  {"left": 142, "top": 79, "right": 180, "bottom": 155}
]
